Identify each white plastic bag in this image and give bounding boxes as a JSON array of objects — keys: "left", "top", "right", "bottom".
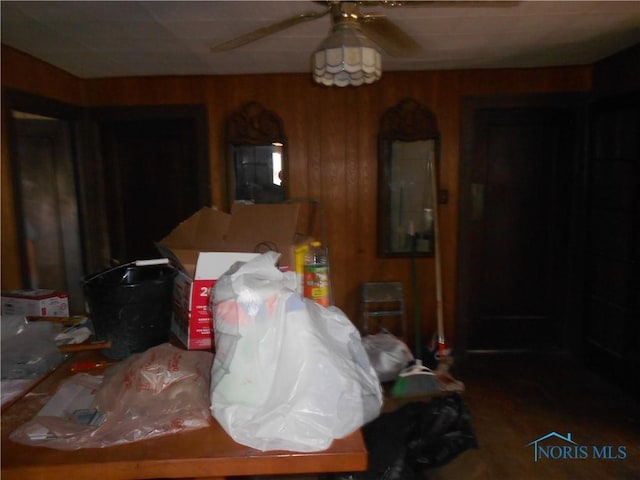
[
  {"left": 363, "top": 331, "right": 414, "bottom": 383},
  {"left": 210, "top": 252, "right": 383, "bottom": 452}
]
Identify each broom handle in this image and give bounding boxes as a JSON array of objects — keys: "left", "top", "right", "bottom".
[
  {"left": 411, "top": 235, "right": 422, "bottom": 359},
  {"left": 430, "top": 157, "right": 446, "bottom": 349}
]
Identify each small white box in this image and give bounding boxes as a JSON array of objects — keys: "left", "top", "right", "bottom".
[{"left": 1, "top": 290, "right": 69, "bottom": 317}]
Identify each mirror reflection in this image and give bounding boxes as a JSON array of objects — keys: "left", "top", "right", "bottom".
[
  {"left": 231, "top": 143, "right": 284, "bottom": 204},
  {"left": 226, "top": 102, "right": 286, "bottom": 207},
  {"left": 378, "top": 98, "right": 440, "bottom": 257},
  {"left": 387, "top": 140, "right": 436, "bottom": 253}
]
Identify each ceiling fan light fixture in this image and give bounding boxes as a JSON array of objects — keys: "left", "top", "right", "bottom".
[{"left": 312, "top": 24, "right": 382, "bottom": 87}]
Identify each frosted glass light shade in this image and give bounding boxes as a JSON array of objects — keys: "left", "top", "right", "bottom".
[{"left": 312, "top": 24, "right": 382, "bottom": 87}]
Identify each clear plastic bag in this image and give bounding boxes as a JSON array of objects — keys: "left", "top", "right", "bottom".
[
  {"left": 1, "top": 315, "right": 66, "bottom": 380},
  {"left": 210, "top": 252, "right": 383, "bottom": 452},
  {"left": 9, "top": 343, "right": 213, "bottom": 450}
]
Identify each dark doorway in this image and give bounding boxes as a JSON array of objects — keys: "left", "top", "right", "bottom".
[
  {"left": 10, "top": 114, "right": 84, "bottom": 312},
  {"left": 94, "top": 107, "right": 209, "bottom": 264},
  {"left": 458, "top": 95, "right": 585, "bottom": 351},
  {"left": 3, "top": 87, "right": 87, "bottom": 313}
]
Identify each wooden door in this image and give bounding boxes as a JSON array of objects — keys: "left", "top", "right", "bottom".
[
  {"left": 458, "top": 96, "right": 584, "bottom": 351},
  {"left": 582, "top": 91, "right": 640, "bottom": 398},
  {"left": 95, "top": 107, "right": 209, "bottom": 264}
]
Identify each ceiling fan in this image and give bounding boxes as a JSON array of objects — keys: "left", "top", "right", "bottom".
[
  {"left": 211, "top": 1, "right": 422, "bottom": 57},
  {"left": 210, "top": 1, "right": 516, "bottom": 56},
  {"left": 210, "top": 1, "right": 516, "bottom": 86}
]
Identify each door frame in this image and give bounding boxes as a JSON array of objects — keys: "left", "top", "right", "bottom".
[{"left": 456, "top": 92, "right": 589, "bottom": 354}]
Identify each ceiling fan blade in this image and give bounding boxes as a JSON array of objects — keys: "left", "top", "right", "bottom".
[
  {"left": 359, "top": 14, "right": 421, "bottom": 57},
  {"left": 371, "top": 1, "right": 520, "bottom": 7},
  {"left": 210, "top": 8, "right": 330, "bottom": 53}
]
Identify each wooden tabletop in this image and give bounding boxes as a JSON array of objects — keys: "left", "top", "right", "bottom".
[{"left": 1, "top": 351, "right": 368, "bottom": 480}]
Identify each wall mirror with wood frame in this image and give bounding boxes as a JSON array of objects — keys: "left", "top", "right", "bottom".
[
  {"left": 225, "top": 102, "right": 287, "bottom": 209},
  {"left": 378, "top": 98, "right": 440, "bottom": 257}
]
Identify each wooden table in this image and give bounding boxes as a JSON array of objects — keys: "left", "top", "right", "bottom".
[{"left": 1, "top": 351, "right": 368, "bottom": 480}]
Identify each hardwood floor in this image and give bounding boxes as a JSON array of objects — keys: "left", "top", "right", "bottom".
[
  {"left": 247, "top": 352, "right": 640, "bottom": 480},
  {"left": 451, "top": 352, "right": 640, "bottom": 480}
]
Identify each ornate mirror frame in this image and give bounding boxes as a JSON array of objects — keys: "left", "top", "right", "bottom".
[
  {"left": 377, "top": 98, "right": 440, "bottom": 257},
  {"left": 225, "top": 102, "right": 287, "bottom": 209}
]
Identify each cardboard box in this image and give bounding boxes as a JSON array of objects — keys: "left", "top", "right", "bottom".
[
  {"left": 157, "top": 204, "right": 303, "bottom": 271},
  {"left": 156, "top": 203, "right": 305, "bottom": 350},
  {"left": 1, "top": 289, "right": 69, "bottom": 317},
  {"left": 171, "top": 252, "right": 259, "bottom": 350}
]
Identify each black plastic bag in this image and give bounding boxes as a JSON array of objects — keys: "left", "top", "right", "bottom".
[{"left": 322, "top": 394, "right": 478, "bottom": 480}]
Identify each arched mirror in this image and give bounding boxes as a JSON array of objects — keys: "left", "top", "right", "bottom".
[
  {"left": 225, "top": 102, "right": 287, "bottom": 209},
  {"left": 378, "top": 98, "right": 440, "bottom": 257}
]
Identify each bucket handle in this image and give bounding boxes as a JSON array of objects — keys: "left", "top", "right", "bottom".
[
  {"left": 83, "top": 258, "right": 171, "bottom": 284},
  {"left": 133, "top": 258, "right": 170, "bottom": 267}
]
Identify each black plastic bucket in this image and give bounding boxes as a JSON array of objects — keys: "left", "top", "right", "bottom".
[{"left": 84, "top": 261, "right": 178, "bottom": 360}]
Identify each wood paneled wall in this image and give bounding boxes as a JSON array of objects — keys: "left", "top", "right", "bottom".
[
  {"left": 1, "top": 105, "right": 21, "bottom": 290},
  {"left": 1, "top": 44, "right": 592, "bottom": 344}
]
